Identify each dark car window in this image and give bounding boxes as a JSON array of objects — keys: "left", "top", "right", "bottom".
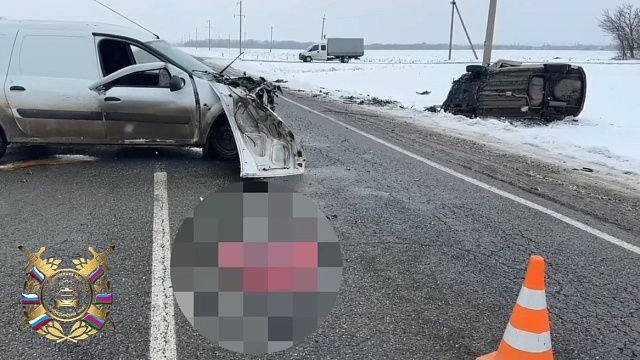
[{"left": 97, "top": 39, "right": 168, "bottom": 88}]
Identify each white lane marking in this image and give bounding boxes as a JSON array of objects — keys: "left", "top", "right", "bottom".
[
  {"left": 282, "top": 96, "right": 640, "bottom": 256},
  {"left": 150, "top": 172, "right": 177, "bottom": 359}
]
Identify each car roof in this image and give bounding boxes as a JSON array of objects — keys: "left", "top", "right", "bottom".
[{"left": 0, "top": 19, "right": 156, "bottom": 41}]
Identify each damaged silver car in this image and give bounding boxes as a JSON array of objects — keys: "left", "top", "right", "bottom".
[
  {"left": 0, "top": 19, "right": 305, "bottom": 177},
  {"left": 442, "top": 60, "right": 587, "bottom": 122}
]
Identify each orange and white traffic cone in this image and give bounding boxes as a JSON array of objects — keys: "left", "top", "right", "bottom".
[{"left": 477, "top": 255, "right": 553, "bottom": 360}]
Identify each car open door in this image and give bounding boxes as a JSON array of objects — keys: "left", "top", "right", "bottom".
[{"left": 92, "top": 37, "right": 197, "bottom": 142}]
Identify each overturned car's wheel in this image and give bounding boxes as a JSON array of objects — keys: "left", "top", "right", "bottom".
[
  {"left": 0, "top": 129, "right": 7, "bottom": 160},
  {"left": 203, "top": 118, "right": 239, "bottom": 161},
  {"left": 466, "top": 65, "right": 486, "bottom": 74}
]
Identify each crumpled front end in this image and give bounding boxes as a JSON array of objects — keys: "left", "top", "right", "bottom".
[{"left": 209, "top": 82, "right": 306, "bottom": 178}]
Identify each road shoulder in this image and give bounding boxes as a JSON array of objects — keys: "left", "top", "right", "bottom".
[{"left": 283, "top": 90, "right": 640, "bottom": 238}]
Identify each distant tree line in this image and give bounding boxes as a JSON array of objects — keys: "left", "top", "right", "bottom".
[
  {"left": 599, "top": 3, "right": 640, "bottom": 59},
  {"left": 180, "top": 39, "right": 614, "bottom": 52}
]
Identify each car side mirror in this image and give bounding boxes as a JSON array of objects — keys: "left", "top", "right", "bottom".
[{"left": 169, "top": 76, "right": 186, "bottom": 92}]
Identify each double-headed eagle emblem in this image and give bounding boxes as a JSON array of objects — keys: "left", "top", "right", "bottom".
[{"left": 19, "top": 245, "right": 115, "bottom": 343}]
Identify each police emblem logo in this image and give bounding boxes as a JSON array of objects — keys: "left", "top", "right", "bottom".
[{"left": 19, "top": 245, "right": 115, "bottom": 343}]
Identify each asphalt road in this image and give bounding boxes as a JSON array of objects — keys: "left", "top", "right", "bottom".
[{"left": 0, "top": 91, "right": 638, "bottom": 359}]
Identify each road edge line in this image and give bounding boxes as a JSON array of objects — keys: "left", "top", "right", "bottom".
[
  {"left": 281, "top": 96, "right": 640, "bottom": 256},
  {"left": 150, "top": 172, "right": 177, "bottom": 359}
]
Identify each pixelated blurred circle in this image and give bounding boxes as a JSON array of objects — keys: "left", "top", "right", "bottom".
[{"left": 171, "top": 181, "right": 343, "bottom": 354}]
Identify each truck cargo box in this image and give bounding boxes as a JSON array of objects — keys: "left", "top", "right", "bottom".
[{"left": 327, "top": 38, "right": 364, "bottom": 57}]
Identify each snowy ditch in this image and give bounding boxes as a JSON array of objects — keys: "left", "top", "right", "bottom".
[{"left": 185, "top": 48, "right": 640, "bottom": 186}]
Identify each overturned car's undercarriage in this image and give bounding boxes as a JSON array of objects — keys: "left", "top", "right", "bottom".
[{"left": 442, "top": 60, "right": 587, "bottom": 122}]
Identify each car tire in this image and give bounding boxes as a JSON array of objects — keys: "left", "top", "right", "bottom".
[
  {"left": 305, "top": 56, "right": 312, "bottom": 63},
  {"left": 544, "top": 63, "right": 571, "bottom": 73},
  {"left": 466, "top": 65, "right": 486, "bottom": 74},
  {"left": 203, "top": 118, "right": 238, "bottom": 161},
  {"left": 0, "top": 128, "right": 7, "bottom": 160}
]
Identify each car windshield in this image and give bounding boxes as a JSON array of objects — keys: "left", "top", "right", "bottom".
[{"left": 146, "top": 40, "right": 212, "bottom": 76}]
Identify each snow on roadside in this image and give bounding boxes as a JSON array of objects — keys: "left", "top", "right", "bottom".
[{"left": 187, "top": 48, "right": 640, "bottom": 184}]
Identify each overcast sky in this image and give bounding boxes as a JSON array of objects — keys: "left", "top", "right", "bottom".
[{"left": 3, "top": 0, "right": 639, "bottom": 45}]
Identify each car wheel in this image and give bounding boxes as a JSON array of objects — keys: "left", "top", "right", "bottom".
[
  {"left": 466, "top": 65, "right": 486, "bottom": 74},
  {"left": 203, "top": 118, "right": 238, "bottom": 161},
  {"left": 0, "top": 129, "right": 6, "bottom": 159},
  {"left": 305, "top": 56, "right": 312, "bottom": 63}
]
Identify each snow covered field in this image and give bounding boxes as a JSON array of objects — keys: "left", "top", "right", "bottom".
[{"left": 184, "top": 48, "right": 640, "bottom": 184}]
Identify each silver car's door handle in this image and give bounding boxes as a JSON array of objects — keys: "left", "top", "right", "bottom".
[
  {"left": 104, "top": 97, "right": 121, "bottom": 102},
  {"left": 10, "top": 86, "right": 26, "bottom": 91}
]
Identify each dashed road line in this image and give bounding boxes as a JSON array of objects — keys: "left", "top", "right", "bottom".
[
  {"left": 150, "top": 172, "right": 177, "bottom": 359},
  {"left": 282, "top": 96, "right": 640, "bottom": 256}
]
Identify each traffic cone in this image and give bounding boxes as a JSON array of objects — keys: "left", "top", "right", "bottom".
[{"left": 477, "top": 255, "right": 553, "bottom": 360}]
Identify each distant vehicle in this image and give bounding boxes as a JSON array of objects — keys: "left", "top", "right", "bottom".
[
  {"left": 442, "top": 60, "right": 587, "bottom": 122},
  {"left": 299, "top": 38, "right": 365, "bottom": 63},
  {"left": 0, "top": 19, "right": 305, "bottom": 178}
]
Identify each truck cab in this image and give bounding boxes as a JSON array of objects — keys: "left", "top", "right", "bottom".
[{"left": 300, "top": 43, "right": 328, "bottom": 62}]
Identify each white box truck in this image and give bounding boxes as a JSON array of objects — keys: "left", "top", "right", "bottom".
[{"left": 299, "top": 38, "right": 364, "bottom": 63}]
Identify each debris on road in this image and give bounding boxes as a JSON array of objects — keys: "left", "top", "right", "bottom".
[
  {"left": 341, "top": 95, "right": 400, "bottom": 107},
  {"left": 0, "top": 155, "right": 98, "bottom": 171}
]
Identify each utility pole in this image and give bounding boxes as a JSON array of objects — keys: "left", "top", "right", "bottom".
[
  {"left": 321, "top": 15, "right": 326, "bottom": 41},
  {"left": 235, "top": 1, "right": 245, "bottom": 55},
  {"left": 228, "top": 33, "right": 231, "bottom": 57},
  {"left": 195, "top": 27, "right": 198, "bottom": 48},
  {"left": 448, "top": 0, "right": 478, "bottom": 61},
  {"left": 448, "top": 1, "right": 455, "bottom": 60},
  {"left": 270, "top": 26, "right": 273, "bottom": 53},
  {"left": 483, "top": 0, "right": 498, "bottom": 66},
  {"left": 208, "top": 20, "right": 211, "bottom": 51}
]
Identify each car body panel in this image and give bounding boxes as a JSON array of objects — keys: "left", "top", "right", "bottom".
[{"left": 209, "top": 81, "right": 306, "bottom": 178}]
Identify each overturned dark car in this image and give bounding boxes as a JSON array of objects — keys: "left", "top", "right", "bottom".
[{"left": 442, "top": 60, "right": 587, "bottom": 122}]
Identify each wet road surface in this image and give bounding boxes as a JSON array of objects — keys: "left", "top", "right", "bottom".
[{"left": 0, "top": 92, "right": 638, "bottom": 359}]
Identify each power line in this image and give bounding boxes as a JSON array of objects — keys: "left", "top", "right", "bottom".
[{"left": 90, "top": 0, "right": 159, "bottom": 39}]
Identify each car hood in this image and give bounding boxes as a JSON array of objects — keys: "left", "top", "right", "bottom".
[{"left": 207, "top": 81, "right": 306, "bottom": 178}]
